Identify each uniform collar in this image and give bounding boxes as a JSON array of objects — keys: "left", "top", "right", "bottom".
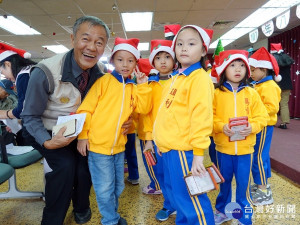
[
  {"left": 175, "top": 62, "right": 202, "bottom": 76},
  {"left": 254, "top": 75, "right": 273, "bottom": 85},
  {"left": 224, "top": 81, "right": 248, "bottom": 92},
  {"left": 111, "top": 70, "right": 135, "bottom": 84}
]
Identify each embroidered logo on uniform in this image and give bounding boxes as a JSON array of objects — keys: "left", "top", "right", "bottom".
[
  {"left": 245, "top": 98, "right": 249, "bottom": 114},
  {"left": 170, "top": 88, "right": 177, "bottom": 96},
  {"left": 60, "top": 97, "right": 70, "bottom": 103}
]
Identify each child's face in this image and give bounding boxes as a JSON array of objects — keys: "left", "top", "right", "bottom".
[
  {"left": 175, "top": 28, "right": 206, "bottom": 68},
  {"left": 112, "top": 50, "right": 137, "bottom": 78},
  {"left": 250, "top": 66, "right": 267, "bottom": 81},
  {"left": 0, "top": 62, "right": 15, "bottom": 82},
  {"left": 0, "top": 87, "right": 9, "bottom": 100},
  {"left": 153, "top": 52, "right": 174, "bottom": 75},
  {"left": 225, "top": 60, "right": 247, "bottom": 86}
]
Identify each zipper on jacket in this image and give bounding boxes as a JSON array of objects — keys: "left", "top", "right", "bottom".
[
  {"left": 153, "top": 75, "right": 178, "bottom": 144},
  {"left": 233, "top": 89, "right": 238, "bottom": 155},
  {"left": 111, "top": 76, "right": 125, "bottom": 155}
]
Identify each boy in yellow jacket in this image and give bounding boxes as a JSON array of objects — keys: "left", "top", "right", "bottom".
[
  {"left": 77, "top": 37, "right": 151, "bottom": 225},
  {"left": 249, "top": 47, "right": 281, "bottom": 206}
]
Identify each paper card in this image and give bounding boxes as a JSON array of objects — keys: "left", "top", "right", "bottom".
[{"left": 54, "top": 113, "right": 86, "bottom": 137}]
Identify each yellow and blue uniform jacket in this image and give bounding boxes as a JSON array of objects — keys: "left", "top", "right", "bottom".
[
  {"left": 139, "top": 74, "right": 171, "bottom": 141},
  {"left": 213, "top": 81, "right": 269, "bottom": 155},
  {"left": 252, "top": 76, "right": 281, "bottom": 126},
  {"left": 153, "top": 62, "right": 214, "bottom": 156},
  {"left": 77, "top": 70, "right": 152, "bottom": 155}
]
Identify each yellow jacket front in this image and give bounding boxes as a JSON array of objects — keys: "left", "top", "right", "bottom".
[
  {"left": 253, "top": 76, "right": 281, "bottom": 126},
  {"left": 153, "top": 62, "right": 214, "bottom": 156},
  {"left": 77, "top": 71, "right": 151, "bottom": 155},
  {"left": 139, "top": 74, "right": 170, "bottom": 141},
  {"left": 213, "top": 81, "right": 269, "bottom": 155}
]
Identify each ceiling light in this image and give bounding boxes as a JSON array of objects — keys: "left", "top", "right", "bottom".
[
  {"left": 138, "top": 42, "right": 149, "bottom": 51},
  {"left": 121, "top": 12, "right": 153, "bottom": 31},
  {"left": 43, "top": 45, "right": 69, "bottom": 54},
  {"left": 0, "top": 16, "right": 41, "bottom": 35},
  {"left": 209, "top": 0, "right": 300, "bottom": 48}
]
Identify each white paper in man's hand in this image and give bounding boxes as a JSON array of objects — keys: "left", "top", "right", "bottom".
[
  {"left": 1, "top": 119, "right": 22, "bottom": 134},
  {"left": 55, "top": 114, "right": 86, "bottom": 137}
]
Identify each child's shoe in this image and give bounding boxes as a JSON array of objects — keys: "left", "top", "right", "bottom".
[
  {"left": 252, "top": 187, "right": 273, "bottom": 206},
  {"left": 214, "top": 210, "right": 231, "bottom": 225},
  {"left": 250, "top": 184, "right": 258, "bottom": 194},
  {"left": 142, "top": 185, "right": 162, "bottom": 195},
  {"left": 155, "top": 208, "right": 176, "bottom": 221},
  {"left": 126, "top": 177, "right": 139, "bottom": 185},
  {"left": 117, "top": 217, "right": 127, "bottom": 225}
]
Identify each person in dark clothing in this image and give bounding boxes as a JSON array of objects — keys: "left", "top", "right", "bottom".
[
  {"left": 21, "top": 16, "right": 131, "bottom": 225},
  {"left": 270, "top": 43, "right": 294, "bottom": 129}
]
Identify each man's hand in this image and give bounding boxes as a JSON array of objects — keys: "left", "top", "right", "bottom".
[
  {"left": 77, "top": 139, "right": 89, "bottom": 156},
  {"left": 43, "top": 126, "right": 77, "bottom": 149},
  {"left": 191, "top": 155, "right": 206, "bottom": 176},
  {"left": 121, "top": 116, "right": 133, "bottom": 135}
]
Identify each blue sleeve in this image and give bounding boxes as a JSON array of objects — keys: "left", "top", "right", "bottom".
[
  {"left": 20, "top": 68, "right": 52, "bottom": 146},
  {"left": 12, "top": 73, "right": 29, "bottom": 119}
]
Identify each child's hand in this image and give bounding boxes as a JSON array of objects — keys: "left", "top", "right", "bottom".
[
  {"left": 223, "top": 124, "right": 234, "bottom": 137},
  {"left": 134, "top": 66, "right": 148, "bottom": 84},
  {"left": 143, "top": 140, "right": 154, "bottom": 153},
  {"left": 191, "top": 155, "right": 206, "bottom": 176},
  {"left": 156, "top": 146, "right": 162, "bottom": 156},
  {"left": 77, "top": 139, "right": 89, "bottom": 156},
  {"left": 239, "top": 122, "right": 252, "bottom": 137}
]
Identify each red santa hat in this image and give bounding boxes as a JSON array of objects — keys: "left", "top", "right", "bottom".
[
  {"left": 137, "top": 58, "right": 153, "bottom": 76},
  {"left": 111, "top": 37, "right": 140, "bottom": 61},
  {"left": 270, "top": 43, "right": 284, "bottom": 54},
  {"left": 0, "top": 42, "right": 31, "bottom": 62},
  {"left": 216, "top": 50, "right": 251, "bottom": 77},
  {"left": 164, "top": 24, "right": 181, "bottom": 40},
  {"left": 210, "top": 55, "right": 220, "bottom": 83},
  {"left": 171, "top": 25, "right": 214, "bottom": 53},
  {"left": 149, "top": 40, "right": 175, "bottom": 67},
  {"left": 249, "top": 47, "right": 282, "bottom": 82}
]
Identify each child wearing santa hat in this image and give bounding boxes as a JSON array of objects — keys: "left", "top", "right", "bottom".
[
  {"left": 213, "top": 50, "right": 268, "bottom": 225},
  {"left": 76, "top": 37, "right": 151, "bottom": 225},
  {"left": 139, "top": 39, "right": 178, "bottom": 221},
  {"left": 153, "top": 25, "right": 215, "bottom": 225},
  {"left": 0, "top": 43, "right": 35, "bottom": 121},
  {"left": 249, "top": 47, "right": 281, "bottom": 206}
]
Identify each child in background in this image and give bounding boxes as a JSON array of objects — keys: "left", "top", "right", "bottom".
[
  {"left": 153, "top": 25, "right": 215, "bottom": 225},
  {"left": 213, "top": 50, "right": 269, "bottom": 225},
  {"left": 77, "top": 37, "right": 151, "bottom": 225},
  {"left": 142, "top": 39, "right": 177, "bottom": 221},
  {"left": 0, "top": 79, "right": 17, "bottom": 110},
  {"left": 249, "top": 47, "right": 281, "bottom": 206}
]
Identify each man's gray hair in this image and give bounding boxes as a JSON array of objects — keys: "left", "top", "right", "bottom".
[{"left": 73, "top": 15, "right": 110, "bottom": 39}]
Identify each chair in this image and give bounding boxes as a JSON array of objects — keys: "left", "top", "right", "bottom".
[
  {"left": 0, "top": 134, "right": 44, "bottom": 199},
  {"left": 0, "top": 163, "right": 14, "bottom": 185}
]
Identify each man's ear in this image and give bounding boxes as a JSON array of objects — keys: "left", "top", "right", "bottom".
[{"left": 70, "top": 34, "right": 75, "bottom": 48}]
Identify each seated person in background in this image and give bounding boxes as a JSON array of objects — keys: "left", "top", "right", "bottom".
[
  {"left": 0, "top": 79, "right": 18, "bottom": 145},
  {"left": 0, "top": 79, "right": 18, "bottom": 111}
]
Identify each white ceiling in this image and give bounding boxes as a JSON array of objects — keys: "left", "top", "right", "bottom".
[{"left": 0, "top": 0, "right": 299, "bottom": 61}]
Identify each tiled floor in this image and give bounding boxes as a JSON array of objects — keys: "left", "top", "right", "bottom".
[{"left": 0, "top": 141, "right": 299, "bottom": 225}]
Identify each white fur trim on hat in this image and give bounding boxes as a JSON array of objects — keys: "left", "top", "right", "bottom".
[
  {"left": 216, "top": 54, "right": 250, "bottom": 76},
  {"left": 149, "top": 46, "right": 175, "bottom": 67},
  {"left": 248, "top": 58, "right": 273, "bottom": 70},
  {"left": 171, "top": 25, "right": 211, "bottom": 52},
  {"left": 111, "top": 43, "right": 140, "bottom": 60},
  {"left": 0, "top": 50, "right": 17, "bottom": 62}
]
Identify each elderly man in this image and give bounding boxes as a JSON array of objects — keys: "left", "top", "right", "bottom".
[{"left": 21, "top": 16, "right": 130, "bottom": 225}]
